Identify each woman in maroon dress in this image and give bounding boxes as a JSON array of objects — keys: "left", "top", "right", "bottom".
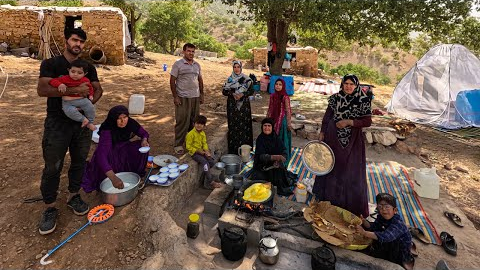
[
  {"left": 313, "top": 74, "right": 372, "bottom": 217},
  {"left": 82, "top": 105, "right": 149, "bottom": 192}
]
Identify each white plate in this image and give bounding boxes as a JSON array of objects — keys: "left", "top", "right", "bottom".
[
  {"left": 139, "top": 146, "right": 150, "bottom": 153},
  {"left": 149, "top": 175, "right": 159, "bottom": 182},
  {"left": 159, "top": 167, "right": 169, "bottom": 173},
  {"left": 157, "top": 177, "right": 168, "bottom": 184},
  {"left": 169, "top": 172, "right": 179, "bottom": 179},
  {"left": 91, "top": 124, "right": 102, "bottom": 143},
  {"left": 169, "top": 168, "right": 179, "bottom": 173},
  {"left": 178, "top": 164, "right": 189, "bottom": 171},
  {"left": 153, "top": 155, "right": 179, "bottom": 167},
  {"left": 167, "top": 163, "right": 178, "bottom": 169}
]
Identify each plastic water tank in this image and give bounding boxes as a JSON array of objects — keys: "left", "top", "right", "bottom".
[
  {"left": 413, "top": 168, "right": 440, "bottom": 199},
  {"left": 128, "top": 94, "right": 145, "bottom": 115}
]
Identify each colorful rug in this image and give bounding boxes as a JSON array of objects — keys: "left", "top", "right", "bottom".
[
  {"left": 240, "top": 147, "right": 441, "bottom": 245},
  {"left": 297, "top": 82, "right": 340, "bottom": 95}
]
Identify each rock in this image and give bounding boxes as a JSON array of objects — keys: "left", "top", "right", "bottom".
[
  {"left": 365, "top": 131, "right": 373, "bottom": 144},
  {"left": 454, "top": 166, "right": 469, "bottom": 174},
  {"left": 372, "top": 131, "right": 397, "bottom": 146},
  {"left": 141, "top": 255, "right": 146, "bottom": 260},
  {"left": 306, "top": 131, "right": 319, "bottom": 141},
  {"left": 291, "top": 123, "right": 304, "bottom": 130},
  {"left": 304, "top": 124, "right": 318, "bottom": 133},
  {"left": 141, "top": 252, "right": 165, "bottom": 269},
  {"left": 295, "top": 129, "right": 307, "bottom": 139},
  {"left": 136, "top": 46, "right": 145, "bottom": 56},
  {"left": 372, "top": 143, "right": 385, "bottom": 153},
  {"left": 126, "top": 256, "right": 131, "bottom": 262},
  {"left": 394, "top": 140, "right": 410, "bottom": 154},
  {"left": 444, "top": 164, "right": 453, "bottom": 170},
  {"left": 473, "top": 175, "right": 479, "bottom": 182},
  {"left": 35, "top": 254, "right": 43, "bottom": 260}
]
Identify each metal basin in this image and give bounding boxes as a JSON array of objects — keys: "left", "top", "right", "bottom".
[
  {"left": 100, "top": 172, "right": 140, "bottom": 207},
  {"left": 220, "top": 154, "right": 242, "bottom": 175}
]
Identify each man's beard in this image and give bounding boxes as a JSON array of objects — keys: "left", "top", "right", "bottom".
[{"left": 66, "top": 45, "right": 82, "bottom": 56}]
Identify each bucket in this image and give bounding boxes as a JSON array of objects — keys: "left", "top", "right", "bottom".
[
  {"left": 89, "top": 47, "right": 107, "bottom": 64},
  {"left": 128, "top": 94, "right": 145, "bottom": 115},
  {"left": 413, "top": 168, "right": 439, "bottom": 199}
]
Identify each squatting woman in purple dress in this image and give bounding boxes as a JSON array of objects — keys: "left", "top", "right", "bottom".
[
  {"left": 82, "top": 105, "right": 149, "bottom": 192},
  {"left": 313, "top": 74, "right": 372, "bottom": 217}
]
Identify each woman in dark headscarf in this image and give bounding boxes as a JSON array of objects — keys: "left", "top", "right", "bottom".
[
  {"left": 82, "top": 105, "right": 150, "bottom": 192},
  {"left": 267, "top": 78, "right": 292, "bottom": 165},
  {"left": 251, "top": 118, "right": 294, "bottom": 196},
  {"left": 222, "top": 60, "right": 254, "bottom": 154},
  {"left": 313, "top": 74, "right": 372, "bottom": 217}
]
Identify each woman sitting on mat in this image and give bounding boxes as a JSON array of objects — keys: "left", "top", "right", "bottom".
[
  {"left": 250, "top": 118, "right": 294, "bottom": 196},
  {"left": 82, "top": 105, "right": 149, "bottom": 192}
]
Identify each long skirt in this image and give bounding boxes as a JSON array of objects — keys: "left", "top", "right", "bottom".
[
  {"left": 226, "top": 97, "right": 253, "bottom": 154},
  {"left": 277, "top": 116, "right": 292, "bottom": 165},
  {"left": 81, "top": 140, "right": 148, "bottom": 193}
]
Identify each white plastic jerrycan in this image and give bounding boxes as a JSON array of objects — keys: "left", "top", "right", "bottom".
[
  {"left": 128, "top": 94, "right": 145, "bottom": 115},
  {"left": 238, "top": 144, "right": 252, "bottom": 163},
  {"left": 413, "top": 167, "right": 440, "bottom": 199}
]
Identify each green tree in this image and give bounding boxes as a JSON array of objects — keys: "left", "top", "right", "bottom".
[
  {"left": 0, "top": 0, "right": 17, "bottom": 5},
  {"left": 191, "top": 33, "right": 228, "bottom": 57},
  {"left": 53, "top": 0, "right": 82, "bottom": 6},
  {"left": 450, "top": 17, "right": 480, "bottom": 56},
  {"left": 102, "top": 0, "right": 142, "bottom": 45},
  {"left": 140, "top": 1, "right": 194, "bottom": 54},
  {"left": 219, "top": 0, "right": 475, "bottom": 75}
]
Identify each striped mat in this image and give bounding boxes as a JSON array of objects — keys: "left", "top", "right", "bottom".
[
  {"left": 241, "top": 147, "right": 440, "bottom": 245},
  {"left": 297, "top": 82, "right": 340, "bottom": 95}
]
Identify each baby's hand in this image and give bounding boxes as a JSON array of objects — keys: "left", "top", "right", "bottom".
[{"left": 58, "top": 84, "right": 67, "bottom": 93}]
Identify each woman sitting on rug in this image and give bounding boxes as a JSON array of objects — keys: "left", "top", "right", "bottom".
[
  {"left": 222, "top": 60, "right": 254, "bottom": 154},
  {"left": 250, "top": 118, "right": 294, "bottom": 196},
  {"left": 313, "top": 74, "right": 372, "bottom": 218},
  {"left": 82, "top": 105, "right": 149, "bottom": 192}
]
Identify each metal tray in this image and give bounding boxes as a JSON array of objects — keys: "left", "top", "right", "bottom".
[{"left": 301, "top": 140, "right": 335, "bottom": 176}]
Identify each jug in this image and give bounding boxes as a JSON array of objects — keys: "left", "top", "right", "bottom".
[
  {"left": 259, "top": 236, "right": 279, "bottom": 265},
  {"left": 311, "top": 244, "right": 336, "bottom": 270},
  {"left": 413, "top": 167, "right": 439, "bottom": 199},
  {"left": 217, "top": 227, "right": 247, "bottom": 261},
  {"left": 186, "top": 213, "right": 200, "bottom": 239},
  {"left": 238, "top": 144, "right": 252, "bottom": 163}
]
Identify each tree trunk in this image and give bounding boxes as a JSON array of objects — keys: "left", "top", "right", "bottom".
[
  {"left": 130, "top": 10, "right": 136, "bottom": 44},
  {"left": 269, "top": 20, "right": 288, "bottom": 76}
]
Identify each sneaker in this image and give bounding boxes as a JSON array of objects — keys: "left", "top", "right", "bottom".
[
  {"left": 38, "top": 207, "right": 58, "bottom": 235},
  {"left": 67, "top": 194, "right": 89, "bottom": 216}
]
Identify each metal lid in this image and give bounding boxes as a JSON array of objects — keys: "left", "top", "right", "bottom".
[{"left": 261, "top": 237, "right": 276, "bottom": 248}]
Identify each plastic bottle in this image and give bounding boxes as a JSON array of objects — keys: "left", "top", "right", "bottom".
[
  {"left": 147, "top": 156, "right": 154, "bottom": 168},
  {"left": 295, "top": 183, "right": 308, "bottom": 203},
  {"left": 163, "top": 63, "right": 168, "bottom": 71},
  {"left": 187, "top": 213, "right": 200, "bottom": 239}
]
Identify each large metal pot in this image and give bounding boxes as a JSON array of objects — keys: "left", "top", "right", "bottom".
[
  {"left": 100, "top": 172, "right": 140, "bottom": 207},
  {"left": 220, "top": 154, "right": 242, "bottom": 175}
]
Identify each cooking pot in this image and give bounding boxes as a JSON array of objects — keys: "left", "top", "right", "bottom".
[
  {"left": 220, "top": 154, "right": 242, "bottom": 175},
  {"left": 259, "top": 236, "right": 280, "bottom": 265},
  {"left": 100, "top": 172, "right": 140, "bottom": 207}
]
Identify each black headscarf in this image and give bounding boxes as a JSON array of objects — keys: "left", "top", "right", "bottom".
[
  {"left": 255, "top": 118, "right": 285, "bottom": 157},
  {"left": 99, "top": 105, "right": 141, "bottom": 145},
  {"left": 328, "top": 74, "right": 372, "bottom": 148}
]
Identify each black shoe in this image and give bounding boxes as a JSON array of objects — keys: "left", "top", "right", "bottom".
[
  {"left": 440, "top": 231, "right": 457, "bottom": 256},
  {"left": 67, "top": 194, "right": 89, "bottom": 216},
  {"left": 38, "top": 207, "right": 58, "bottom": 235}
]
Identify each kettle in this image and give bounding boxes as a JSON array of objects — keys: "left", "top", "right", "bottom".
[
  {"left": 258, "top": 236, "right": 279, "bottom": 265},
  {"left": 217, "top": 227, "right": 247, "bottom": 261},
  {"left": 311, "top": 244, "right": 336, "bottom": 270}
]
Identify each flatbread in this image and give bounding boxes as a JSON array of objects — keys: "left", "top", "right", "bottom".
[{"left": 303, "top": 142, "right": 334, "bottom": 174}]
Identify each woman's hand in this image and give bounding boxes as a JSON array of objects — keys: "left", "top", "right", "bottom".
[
  {"left": 287, "top": 124, "right": 293, "bottom": 132},
  {"left": 271, "top": 155, "right": 286, "bottom": 163},
  {"left": 141, "top": 138, "right": 149, "bottom": 147},
  {"left": 106, "top": 170, "right": 124, "bottom": 189},
  {"left": 336, "top": 119, "right": 353, "bottom": 129},
  {"left": 319, "top": 132, "right": 325, "bottom": 141}
]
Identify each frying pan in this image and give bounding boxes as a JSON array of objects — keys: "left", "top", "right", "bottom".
[{"left": 239, "top": 180, "right": 274, "bottom": 204}]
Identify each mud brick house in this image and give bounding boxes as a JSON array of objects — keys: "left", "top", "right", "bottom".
[
  {"left": 253, "top": 46, "right": 318, "bottom": 77},
  {"left": 0, "top": 5, "right": 130, "bottom": 65}
]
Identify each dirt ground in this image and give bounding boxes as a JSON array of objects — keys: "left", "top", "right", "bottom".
[{"left": 0, "top": 51, "right": 478, "bottom": 269}]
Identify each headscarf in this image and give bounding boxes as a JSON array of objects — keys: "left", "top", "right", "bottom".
[
  {"left": 268, "top": 78, "right": 289, "bottom": 134},
  {"left": 223, "top": 60, "right": 252, "bottom": 110},
  {"left": 99, "top": 105, "right": 141, "bottom": 145},
  {"left": 255, "top": 118, "right": 285, "bottom": 158},
  {"left": 328, "top": 74, "right": 372, "bottom": 148}
]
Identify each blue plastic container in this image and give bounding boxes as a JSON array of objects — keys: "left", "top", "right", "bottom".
[
  {"left": 455, "top": 89, "right": 480, "bottom": 126},
  {"left": 163, "top": 64, "right": 168, "bottom": 71},
  {"left": 268, "top": 75, "right": 294, "bottom": 96}
]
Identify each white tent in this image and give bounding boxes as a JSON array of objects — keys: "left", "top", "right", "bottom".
[{"left": 386, "top": 44, "right": 480, "bottom": 129}]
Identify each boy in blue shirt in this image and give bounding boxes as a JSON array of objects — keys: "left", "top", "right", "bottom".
[{"left": 356, "top": 193, "right": 415, "bottom": 270}]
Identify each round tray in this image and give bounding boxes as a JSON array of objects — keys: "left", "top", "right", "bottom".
[
  {"left": 153, "top": 155, "right": 178, "bottom": 167},
  {"left": 301, "top": 140, "right": 335, "bottom": 176}
]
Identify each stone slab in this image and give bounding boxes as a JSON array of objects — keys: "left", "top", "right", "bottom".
[{"left": 203, "top": 184, "right": 233, "bottom": 217}]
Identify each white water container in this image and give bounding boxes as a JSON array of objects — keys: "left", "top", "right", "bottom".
[
  {"left": 128, "top": 94, "right": 145, "bottom": 115},
  {"left": 413, "top": 168, "right": 440, "bottom": 199}
]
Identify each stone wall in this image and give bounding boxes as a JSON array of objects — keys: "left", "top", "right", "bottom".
[
  {"left": 0, "top": 6, "right": 126, "bottom": 65},
  {"left": 253, "top": 47, "right": 318, "bottom": 77}
]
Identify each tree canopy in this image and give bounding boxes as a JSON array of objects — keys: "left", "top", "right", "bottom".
[{"left": 220, "top": 0, "right": 479, "bottom": 75}]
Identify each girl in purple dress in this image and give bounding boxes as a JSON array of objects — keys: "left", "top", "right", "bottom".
[
  {"left": 313, "top": 74, "right": 372, "bottom": 217},
  {"left": 82, "top": 105, "right": 149, "bottom": 192}
]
